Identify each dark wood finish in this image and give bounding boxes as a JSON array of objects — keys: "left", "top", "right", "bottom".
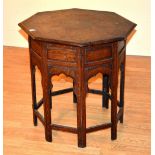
[
  {"left": 19, "top": 8, "right": 136, "bottom": 148},
  {"left": 88, "top": 89, "right": 112, "bottom": 100},
  {"left": 118, "top": 40, "right": 125, "bottom": 54},
  {"left": 119, "top": 48, "right": 126, "bottom": 123},
  {"left": 47, "top": 45, "right": 76, "bottom": 62},
  {"left": 75, "top": 47, "right": 87, "bottom": 147},
  {"left": 34, "top": 110, "right": 45, "bottom": 126},
  {"left": 86, "top": 46, "right": 112, "bottom": 62},
  {"left": 29, "top": 38, "right": 38, "bottom": 126},
  {"left": 102, "top": 75, "right": 109, "bottom": 108},
  {"left": 117, "top": 108, "right": 123, "bottom": 123},
  {"left": 36, "top": 98, "right": 44, "bottom": 109},
  {"left": 73, "top": 81, "right": 77, "bottom": 103},
  {"left": 111, "top": 42, "right": 118, "bottom": 140},
  {"left": 51, "top": 124, "right": 77, "bottom": 134},
  {"left": 40, "top": 41, "right": 52, "bottom": 142},
  {"left": 52, "top": 88, "right": 73, "bottom": 96},
  {"left": 86, "top": 123, "right": 112, "bottom": 133},
  {"left": 18, "top": 9, "right": 136, "bottom": 47},
  {"left": 31, "top": 39, "right": 42, "bottom": 56}
]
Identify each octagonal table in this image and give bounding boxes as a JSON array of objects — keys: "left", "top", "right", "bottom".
[{"left": 18, "top": 8, "right": 136, "bottom": 148}]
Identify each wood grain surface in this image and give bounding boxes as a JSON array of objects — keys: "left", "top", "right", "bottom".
[
  {"left": 18, "top": 9, "right": 136, "bottom": 46},
  {"left": 4, "top": 46, "right": 150, "bottom": 154}
]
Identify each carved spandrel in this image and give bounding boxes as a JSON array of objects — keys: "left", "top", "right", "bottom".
[
  {"left": 48, "top": 65, "right": 77, "bottom": 80},
  {"left": 85, "top": 64, "right": 112, "bottom": 81}
]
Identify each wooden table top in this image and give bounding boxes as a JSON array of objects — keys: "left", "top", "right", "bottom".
[{"left": 19, "top": 8, "right": 136, "bottom": 47}]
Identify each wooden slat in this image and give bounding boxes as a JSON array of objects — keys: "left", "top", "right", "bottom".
[
  {"left": 51, "top": 124, "right": 77, "bottom": 134},
  {"left": 88, "top": 89, "right": 112, "bottom": 100},
  {"left": 36, "top": 88, "right": 73, "bottom": 110},
  {"left": 34, "top": 110, "right": 45, "bottom": 126},
  {"left": 36, "top": 98, "right": 44, "bottom": 109},
  {"left": 51, "top": 88, "right": 73, "bottom": 96},
  {"left": 117, "top": 108, "right": 123, "bottom": 123},
  {"left": 86, "top": 123, "right": 112, "bottom": 133}
]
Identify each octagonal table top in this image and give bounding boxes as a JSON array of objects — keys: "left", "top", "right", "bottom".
[{"left": 18, "top": 8, "right": 136, "bottom": 47}]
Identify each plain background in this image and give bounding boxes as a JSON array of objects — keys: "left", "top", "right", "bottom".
[{"left": 3, "top": 0, "right": 150, "bottom": 56}]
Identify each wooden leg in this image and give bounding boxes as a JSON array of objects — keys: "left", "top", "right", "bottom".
[
  {"left": 111, "top": 101, "right": 117, "bottom": 140},
  {"left": 30, "top": 64, "right": 37, "bottom": 126},
  {"left": 102, "top": 75, "right": 109, "bottom": 108},
  {"left": 73, "top": 81, "right": 77, "bottom": 103},
  {"left": 76, "top": 91, "right": 86, "bottom": 147},
  {"left": 41, "top": 75, "right": 52, "bottom": 142},
  {"left": 111, "top": 42, "right": 118, "bottom": 140},
  {"left": 111, "top": 76, "right": 118, "bottom": 140},
  {"left": 75, "top": 79, "right": 87, "bottom": 148},
  {"left": 50, "top": 89, "right": 52, "bottom": 109},
  {"left": 120, "top": 55, "right": 126, "bottom": 123}
]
